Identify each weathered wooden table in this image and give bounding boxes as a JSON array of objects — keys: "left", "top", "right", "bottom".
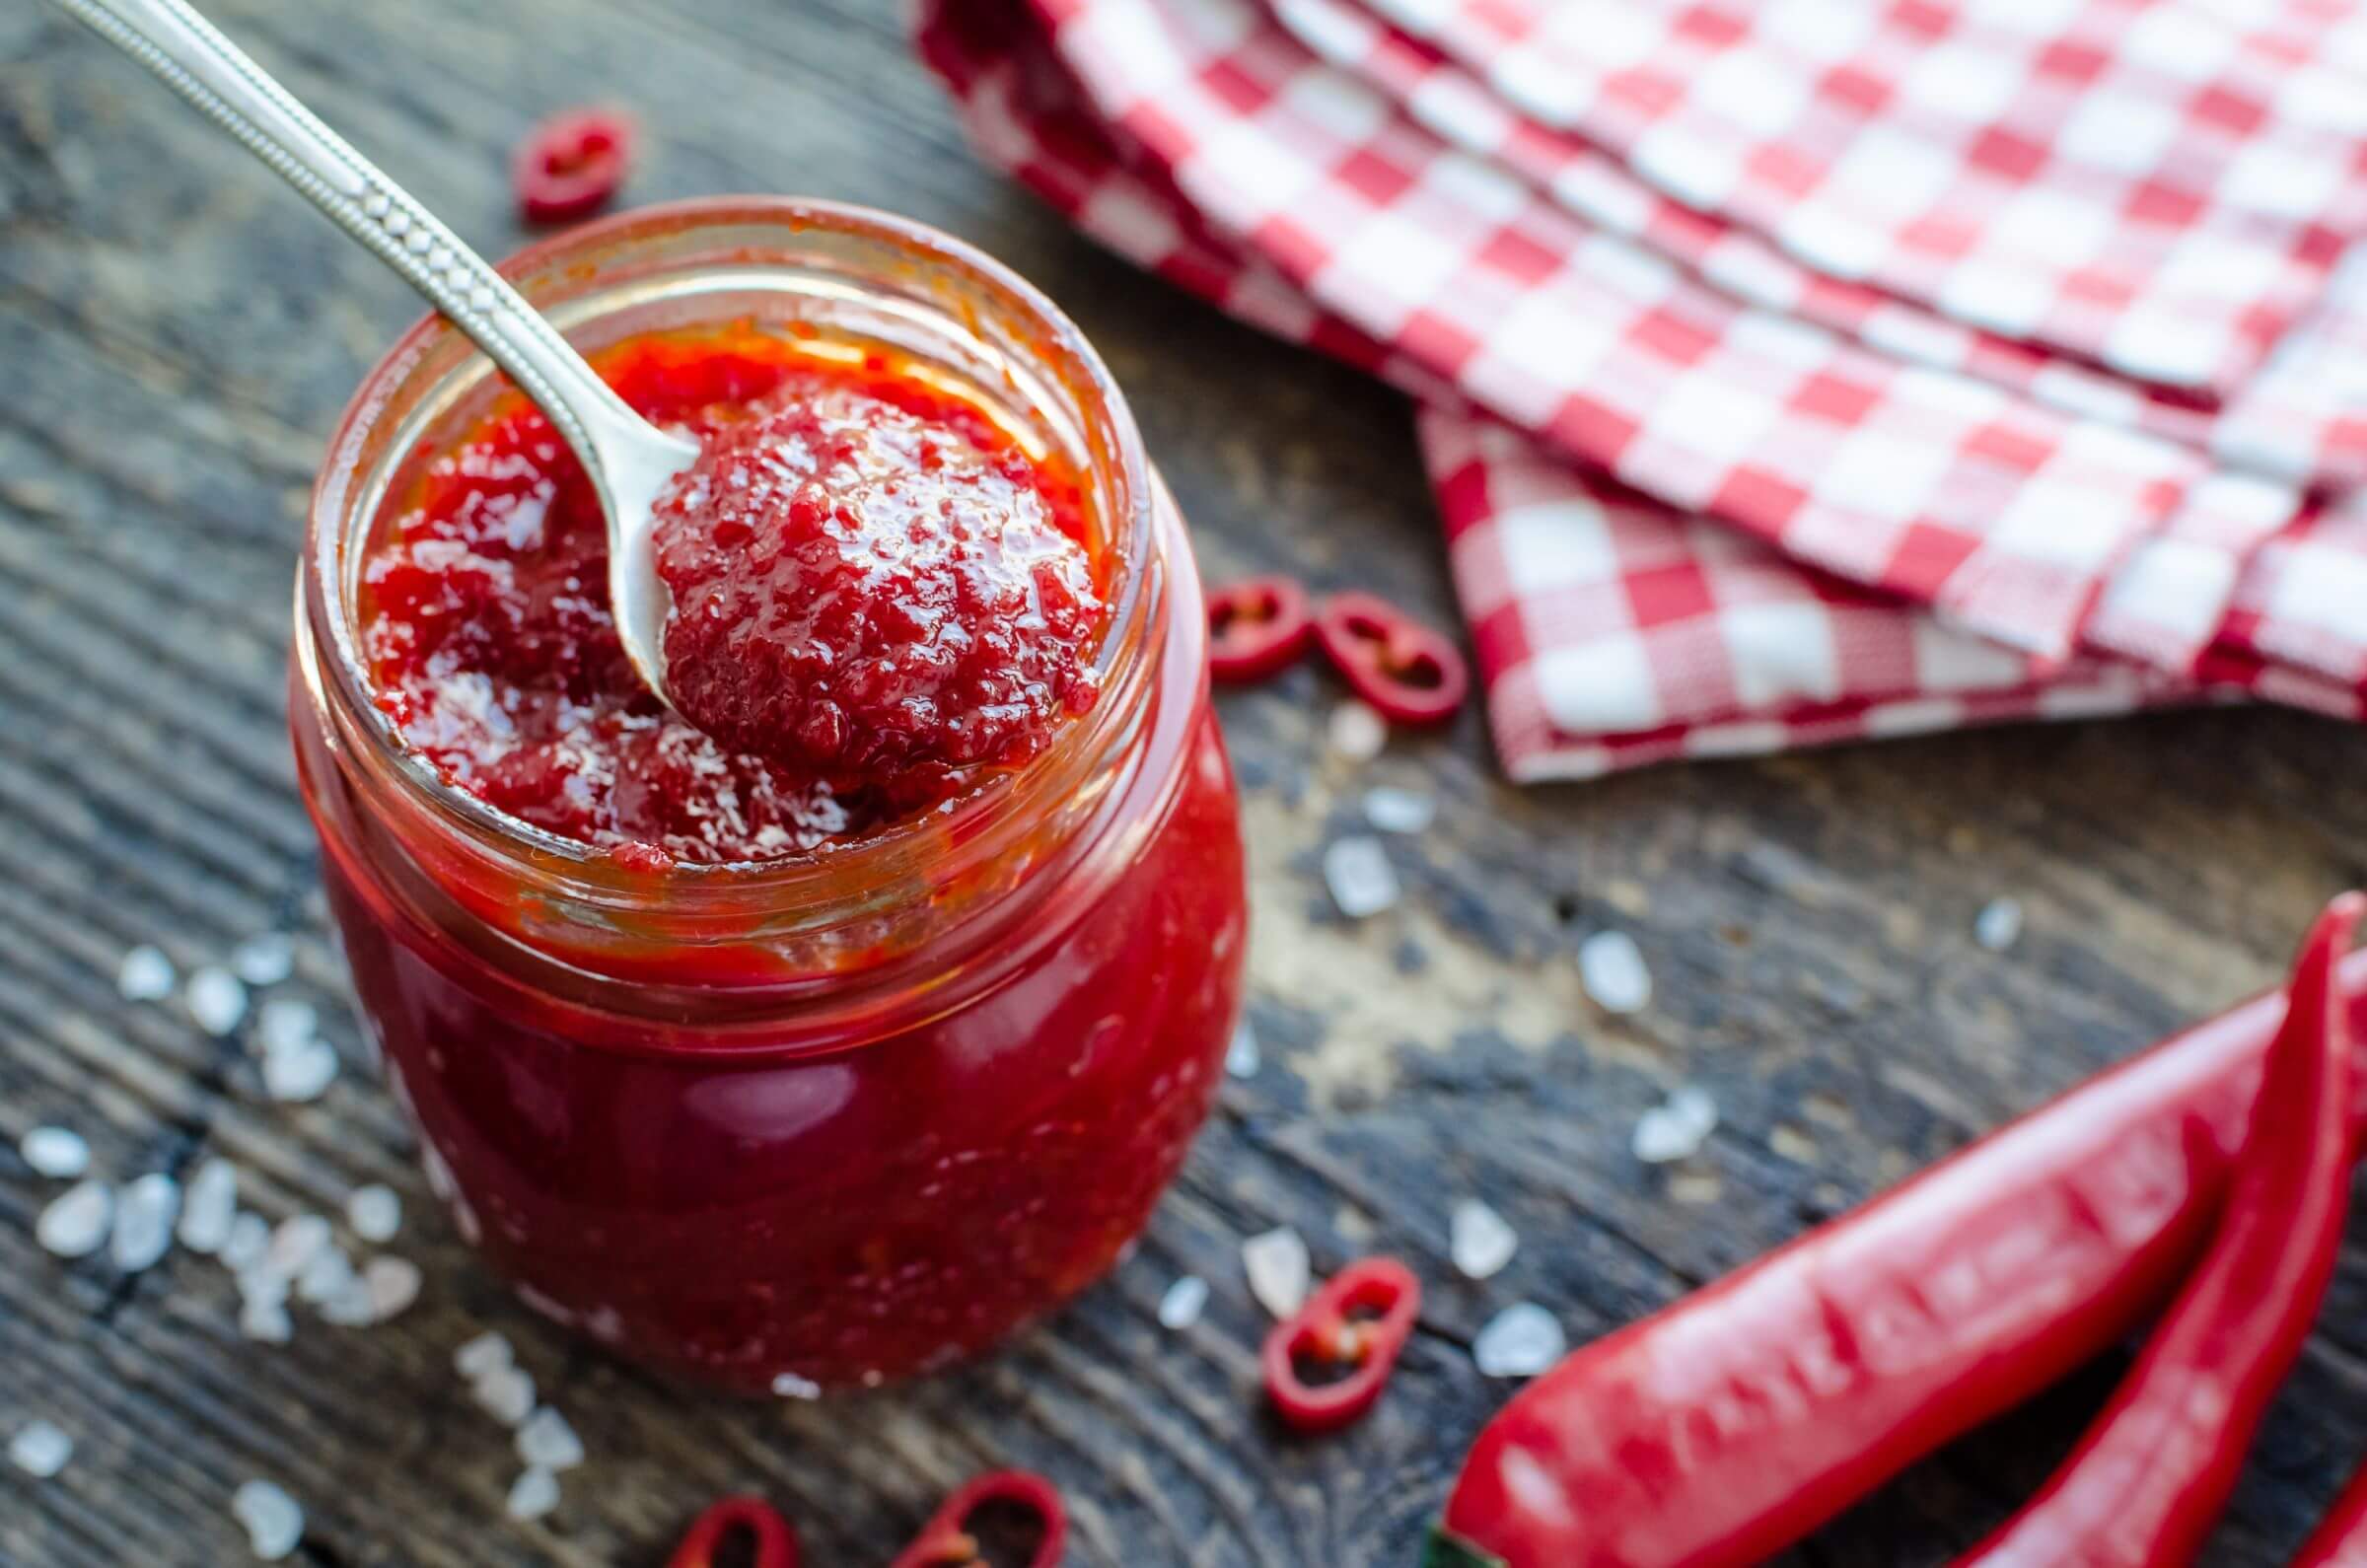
[{"left": 6, "top": 3, "right": 2367, "bottom": 1564}]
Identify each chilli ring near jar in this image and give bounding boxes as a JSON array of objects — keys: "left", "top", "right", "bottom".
[{"left": 290, "top": 198, "right": 1248, "bottom": 1392}]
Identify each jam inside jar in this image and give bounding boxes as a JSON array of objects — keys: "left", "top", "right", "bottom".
[{"left": 291, "top": 199, "right": 1248, "bottom": 1392}]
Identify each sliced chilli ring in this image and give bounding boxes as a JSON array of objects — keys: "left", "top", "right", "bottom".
[
  {"left": 1313, "top": 591, "right": 1469, "bottom": 725},
  {"left": 514, "top": 107, "right": 634, "bottom": 226},
  {"left": 1207, "top": 574, "right": 1315, "bottom": 684},
  {"left": 1262, "top": 1255, "right": 1423, "bottom": 1433},
  {"left": 888, "top": 1470, "right": 1067, "bottom": 1568},
  {"left": 666, "top": 1495, "right": 801, "bottom": 1568}
]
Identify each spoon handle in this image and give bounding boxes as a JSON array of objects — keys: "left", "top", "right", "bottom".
[{"left": 47, "top": 0, "right": 658, "bottom": 483}]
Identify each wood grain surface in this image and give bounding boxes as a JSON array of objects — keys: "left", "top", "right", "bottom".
[{"left": 6, "top": 3, "right": 2367, "bottom": 1563}]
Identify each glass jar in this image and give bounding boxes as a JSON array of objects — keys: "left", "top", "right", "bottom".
[{"left": 290, "top": 198, "right": 1248, "bottom": 1392}]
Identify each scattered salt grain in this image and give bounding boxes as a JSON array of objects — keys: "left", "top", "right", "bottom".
[
  {"left": 318, "top": 1280, "right": 379, "bottom": 1327},
  {"left": 455, "top": 1330, "right": 514, "bottom": 1381},
  {"left": 516, "top": 1407, "right": 584, "bottom": 1470},
  {"left": 179, "top": 1160, "right": 238, "bottom": 1254},
  {"left": 117, "top": 944, "right": 176, "bottom": 1002},
  {"left": 1362, "top": 785, "right": 1435, "bottom": 834},
  {"left": 231, "top": 933, "right": 295, "bottom": 987},
  {"left": 1157, "top": 1273, "right": 1209, "bottom": 1330},
  {"left": 1224, "top": 1020, "right": 1260, "bottom": 1078},
  {"left": 1450, "top": 1198, "right": 1519, "bottom": 1281},
  {"left": 771, "top": 1371, "right": 822, "bottom": 1400},
  {"left": 240, "top": 1296, "right": 294, "bottom": 1343},
  {"left": 262, "top": 1215, "right": 332, "bottom": 1280},
  {"left": 262, "top": 1040, "right": 339, "bottom": 1104},
  {"left": 505, "top": 1465, "right": 560, "bottom": 1523},
  {"left": 9, "top": 1420, "right": 71, "bottom": 1479},
  {"left": 186, "top": 966, "right": 249, "bottom": 1036},
  {"left": 110, "top": 1173, "right": 180, "bottom": 1273},
  {"left": 346, "top": 1184, "right": 402, "bottom": 1244},
  {"left": 473, "top": 1364, "right": 537, "bottom": 1426},
  {"left": 220, "top": 1212, "right": 270, "bottom": 1273},
  {"left": 1974, "top": 897, "right": 2025, "bottom": 954},
  {"left": 232, "top": 1479, "right": 304, "bottom": 1561},
  {"left": 254, "top": 998, "right": 318, "bottom": 1058},
  {"left": 36, "top": 1179, "right": 112, "bottom": 1259},
  {"left": 363, "top": 1256, "right": 422, "bottom": 1321},
  {"left": 1242, "top": 1226, "right": 1311, "bottom": 1319},
  {"left": 1324, "top": 835, "right": 1399, "bottom": 919},
  {"left": 1578, "top": 930, "right": 1652, "bottom": 1016},
  {"left": 1473, "top": 1303, "right": 1565, "bottom": 1378},
  {"left": 1632, "top": 1085, "right": 1719, "bottom": 1166},
  {"left": 20, "top": 1125, "right": 89, "bottom": 1179},
  {"left": 1327, "top": 699, "right": 1386, "bottom": 761},
  {"left": 294, "top": 1247, "right": 355, "bottom": 1305}
]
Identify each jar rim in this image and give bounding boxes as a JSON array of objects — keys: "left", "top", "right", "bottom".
[{"left": 300, "top": 195, "right": 1162, "bottom": 929}]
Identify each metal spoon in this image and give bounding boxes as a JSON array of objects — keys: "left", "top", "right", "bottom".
[{"left": 49, "top": 0, "right": 696, "bottom": 702}]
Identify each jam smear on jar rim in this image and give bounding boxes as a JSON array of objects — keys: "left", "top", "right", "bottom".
[{"left": 356, "top": 321, "right": 1108, "bottom": 868}]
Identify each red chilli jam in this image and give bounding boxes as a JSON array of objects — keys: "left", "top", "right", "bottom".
[
  {"left": 360, "top": 327, "right": 1106, "bottom": 864},
  {"left": 293, "top": 199, "right": 1246, "bottom": 1392}
]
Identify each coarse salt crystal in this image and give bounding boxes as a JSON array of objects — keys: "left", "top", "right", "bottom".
[
  {"left": 319, "top": 1279, "right": 379, "bottom": 1326},
  {"left": 232, "top": 1479, "right": 304, "bottom": 1560},
  {"left": 1242, "top": 1226, "right": 1311, "bottom": 1319},
  {"left": 254, "top": 998, "right": 318, "bottom": 1059},
  {"left": 420, "top": 1142, "right": 457, "bottom": 1202},
  {"left": 1327, "top": 699, "right": 1387, "bottom": 761},
  {"left": 185, "top": 966, "right": 249, "bottom": 1036},
  {"left": 1450, "top": 1198, "right": 1519, "bottom": 1280},
  {"left": 1362, "top": 785, "right": 1435, "bottom": 834},
  {"left": 231, "top": 933, "right": 295, "bottom": 987},
  {"left": 294, "top": 1247, "right": 354, "bottom": 1305},
  {"left": 262, "top": 1041, "right": 339, "bottom": 1104},
  {"left": 219, "top": 1212, "right": 270, "bottom": 1272},
  {"left": 1632, "top": 1085, "right": 1719, "bottom": 1165},
  {"left": 1579, "top": 930, "right": 1652, "bottom": 1015},
  {"left": 346, "top": 1184, "right": 401, "bottom": 1244},
  {"left": 179, "top": 1160, "right": 238, "bottom": 1253},
  {"left": 1157, "top": 1273, "right": 1209, "bottom": 1330},
  {"left": 1324, "top": 835, "right": 1399, "bottom": 919},
  {"left": 240, "top": 1295, "right": 294, "bottom": 1343},
  {"left": 36, "top": 1179, "right": 112, "bottom": 1259},
  {"left": 110, "top": 1173, "right": 180, "bottom": 1273},
  {"left": 516, "top": 1407, "right": 584, "bottom": 1470},
  {"left": 20, "top": 1125, "right": 89, "bottom": 1179},
  {"left": 362, "top": 1255, "right": 422, "bottom": 1321},
  {"left": 770, "top": 1371, "right": 822, "bottom": 1400},
  {"left": 1224, "top": 1020, "right": 1260, "bottom": 1078},
  {"left": 1974, "top": 897, "right": 2024, "bottom": 953},
  {"left": 117, "top": 944, "right": 176, "bottom": 1001},
  {"left": 261, "top": 1214, "right": 331, "bottom": 1280},
  {"left": 238, "top": 1266, "right": 290, "bottom": 1309},
  {"left": 455, "top": 1330, "right": 514, "bottom": 1381},
  {"left": 474, "top": 1364, "right": 537, "bottom": 1426},
  {"left": 1473, "top": 1302, "right": 1565, "bottom": 1378},
  {"left": 505, "top": 1465, "right": 560, "bottom": 1523},
  {"left": 9, "top": 1420, "right": 71, "bottom": 1478}
]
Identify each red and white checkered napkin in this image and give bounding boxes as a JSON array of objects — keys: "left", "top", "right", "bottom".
[{"left": 915, "top": 0, "right": 2367, "bottom": 780}]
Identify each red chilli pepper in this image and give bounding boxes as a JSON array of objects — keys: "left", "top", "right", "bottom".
[
  {"left": 667, "top": 1496, "right": 801, "bottom": 1568},
  {"left": 1430, "top": 911, "right": 2367, "bottom": 1568},
  {"left": 513, "top": 108, "right": 633, "bottom": 225},
  {"left": 887, "top": 1470, "right": 1066, "bottom": 1568},
  {"left": 1262, "top": 1256, "right": 1422, "bottom": 1432},
  {"left": 2293, "top": 1462, "right": 2367, "bottom": 1567},
  {"left": 1207, "top": 575, "right": 1315, "bottom": 684},
  {"left": 1956, "top": 893, "right": 2360, "bottom": 1568},
  {"left": 1314, "top": 591, "right": 1469, "bottom": 725}
]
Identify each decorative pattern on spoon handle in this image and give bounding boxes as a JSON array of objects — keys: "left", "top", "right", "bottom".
[{"left": 44, "top": 0, "right": 639, "bottom": 481}]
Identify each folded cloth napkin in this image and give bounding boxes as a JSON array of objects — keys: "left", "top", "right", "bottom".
[{"left": 915, "top": 0, "right": 2367, "bottom": 780}]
